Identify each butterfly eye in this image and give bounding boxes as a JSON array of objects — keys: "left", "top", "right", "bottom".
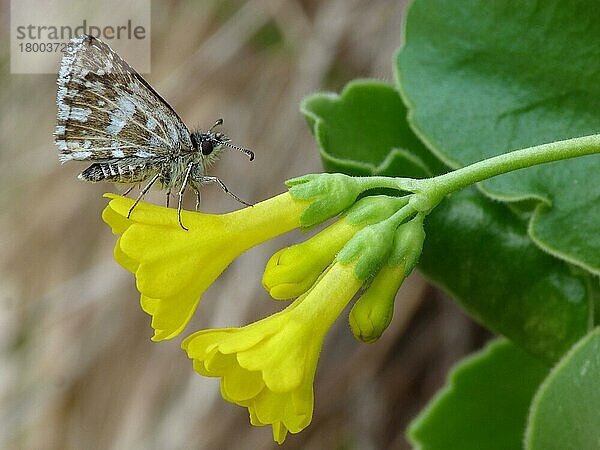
[{"left": 201, "top": 139, "right": 214, "bottom": 155}]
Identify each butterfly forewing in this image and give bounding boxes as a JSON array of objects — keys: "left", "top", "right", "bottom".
[{"left": 55, "top": 35, "right": 192, "bottom": 165}]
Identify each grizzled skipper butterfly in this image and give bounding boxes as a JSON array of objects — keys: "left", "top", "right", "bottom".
[{"left": 55, "top": 35, "right": 254, "bottom": 230}]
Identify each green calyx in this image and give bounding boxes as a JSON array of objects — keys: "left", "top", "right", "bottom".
[
  {"left": 337, "top": 220, "right": 398, "bottom": 281},
  {"left": 286, "top": 173, "right": 364, "bottom": 227},
  {"left": 389, "top": 214, "right": 426, "bottom": 276},
  {"left": 343, "top": 195, "right": 408, "bottom": 226}
]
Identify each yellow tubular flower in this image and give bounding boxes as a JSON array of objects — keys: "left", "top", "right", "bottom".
[
  {"left": 102, "top": 192, "right": 308, "bottom": 341},
  {"left": 182, "top": 261, "right": 363, "bottom": 444}
]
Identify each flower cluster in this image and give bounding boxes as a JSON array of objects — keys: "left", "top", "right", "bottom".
[{"left": 102, "top": 173, "right": 426, "bottom": 443}]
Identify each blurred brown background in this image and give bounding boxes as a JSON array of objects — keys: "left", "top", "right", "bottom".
[{"left": 0, "top": 1, "right": 489, "bottom": 449}]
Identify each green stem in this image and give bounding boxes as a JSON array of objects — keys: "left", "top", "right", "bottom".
[
  {"left": 422, "top": 134, "right": 600, "bottom": 198},
  {"left": 359, "top": 176, "right": 420, "bottom": 192},
  {"left": 359, "top": 134, "right": 600, "bottom": 213}
]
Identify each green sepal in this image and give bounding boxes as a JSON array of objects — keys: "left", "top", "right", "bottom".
[
  {"left": 286, "top": 173, "right": 363, "bottom": 228},
  {"left": 343, "top": 195, "right": 407, "bottom": 226},
  {"left": 337, "top": 220, "right": 396, "bottom": 280},
  {"left": 389, "top": 214, "right": 426, "bottom": 275}
]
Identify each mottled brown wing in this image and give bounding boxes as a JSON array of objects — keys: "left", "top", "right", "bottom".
[{"left": 55, "top": 35, "right": 192, "bottom": 163}]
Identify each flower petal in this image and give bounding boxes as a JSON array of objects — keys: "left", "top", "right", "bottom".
[
  {"left": 237, "top": 328, "right": 309, "bottom": 392},
  {"left": 120, "top": 223, "right": 228, "bottom": 300},
  {"left": 252, "top": 389, "right": 289, "bottom": 426},
  {"left": 105, "top": 194, "right": 196, "bottom": 228},
  {"left": 102, "top": 202, "right": 133, "bottom": 234},
  {"left": 221, "top": 365, "right": 265, "bottom": 402},
  {"left": 271, "top": 422, "right": 289, "bottom": 445},
  {"left": 349, "top": 263, "right": 405, "bottom": 343},
  {"left": 114, "top": 236, "right": 139, "bottom": 273},
  {"left": 145, "top": 294, "right": 198, "bottom": 341},
  {"left": 263, "top": 218, "right": 359, "bottom": 299},
  {"left": 183, "top": 330, "right": 235, "bottom": 359}
]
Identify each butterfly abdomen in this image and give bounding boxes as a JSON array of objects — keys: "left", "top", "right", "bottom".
[{"left": 79, "top": 162, "right": 154, "bottom": 183}]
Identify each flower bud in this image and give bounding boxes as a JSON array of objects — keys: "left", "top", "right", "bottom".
[
  {"left": 348, "top": 215, "right": 426, "bottom": 343},
  {"left": 349, "top": 263, "right": 405, "bottom": 343}
]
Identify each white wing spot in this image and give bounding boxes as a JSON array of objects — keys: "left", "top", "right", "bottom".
[
  {"left": 70, "top": 107, "right": 92, "bottom": 122},
  {"left": 56, "top": 139, "right": 68, "bottom": 151},
  {"left": 106, "top": 96, "right": 136, "bottom": 135},
  {"left": 169, "top": 125, "right": 179, "bottom": 144},
  {"left": 70, "top": 151, "right": 93, "bottom": 160},
  {"left": 146, "top": 117, "right": 157, "bottom": 130},
  {"left": 135, "top": 149, "right": 155, "bottom": 158},
  {"left": 54, "top": 125, "right": 66, "bottom": 137}
]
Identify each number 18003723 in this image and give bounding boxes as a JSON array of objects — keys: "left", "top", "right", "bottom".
[{"left": 19, "top": 42, "right": 72, "bottom": 53}]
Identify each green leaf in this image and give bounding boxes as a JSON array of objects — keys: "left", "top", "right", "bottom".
[
  {"left": 397, "top": 0, "right": 600, "bottom": 274},
  {"left": 300, "top": 79, "right": 445, "bottom": 178},
  {"left": 301, "top": 80, "right": 593, "bottom": 362},
  {"left": 421, "top": 188, "right": 592, "bottom": 362},
  {"left": 409, "top": 339, "right": 549, "bottom": 450},
  {"left": 525, "top": 327, "right": 600, "bottom": 450}
]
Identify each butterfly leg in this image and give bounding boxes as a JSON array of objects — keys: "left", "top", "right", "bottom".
[
  {"left": 177, "top": 162, "right": 194, "bottom": 231},
  {"left": 194, "top": 188, "right": 201, "bottom": 212},
  {"left": 200, "top": 176, "right": 253, "bottom": 207},
  {"left": 128, "top": 174, "right": 160, "bottom": 219},
  {"left": 166, "top": 191, "right": 171, "bottom": 208},
  {"left": 123, "top": 185, "right": 136, "bottom": 196}
]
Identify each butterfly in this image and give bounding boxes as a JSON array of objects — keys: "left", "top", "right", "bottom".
[{"left": 55, "top": 34, "right": 254, "bottom": 230}]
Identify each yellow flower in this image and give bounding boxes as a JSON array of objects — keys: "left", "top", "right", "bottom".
[
  {"left": 182, "top": 261, "right": 363, "bottom": 444},
  {"left": 102, "top": 192, "right": 308, "bottom": 341}
]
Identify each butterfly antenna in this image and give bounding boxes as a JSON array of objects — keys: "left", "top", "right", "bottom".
[
  {"left": 209, "top": 118, "right": 224, "bottom": 133},
  {"left": 224, "top": 142, "right": 255, "bottom": 161}
]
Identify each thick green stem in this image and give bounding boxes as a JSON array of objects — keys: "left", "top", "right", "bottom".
[
  {"left": 356, "top": 134, "right": 600, "bottom": 214},
  {"left": 421, "top": 134, "right": 600, "bottom": 199}
]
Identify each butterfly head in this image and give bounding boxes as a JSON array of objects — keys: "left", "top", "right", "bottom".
[
  {"left": 190, "top": 119, "right": 254, "bottom": 163},
  {"left": 190, "top": 130, "right": 228, "bottom": 157}
]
